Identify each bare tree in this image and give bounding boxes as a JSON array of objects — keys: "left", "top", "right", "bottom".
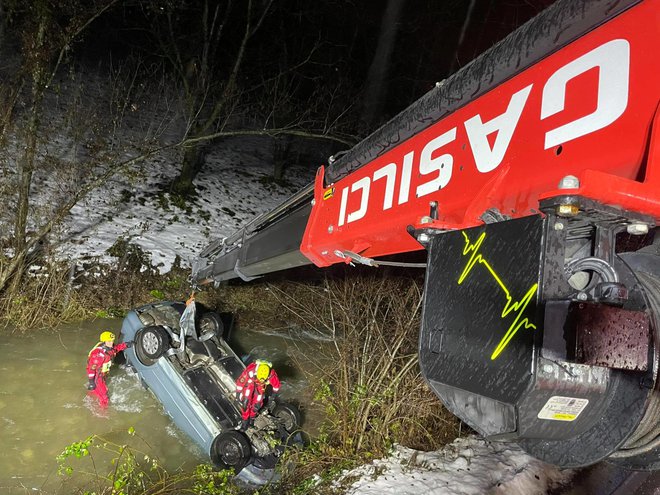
[
  {"left": 254, "top": 72, "right": 359, "bottom": 180},
  {"left": 1, "top": 1, "right": 118, "bottom": 293},
  {"left": 0, "top": 1, "right": 180, "bottom": 297},
  {"left": 143, "top": 0, "right": 362, "bottom": 192},
  {"left": 142, "top": 0, "right": 274, "bottom": 196}
]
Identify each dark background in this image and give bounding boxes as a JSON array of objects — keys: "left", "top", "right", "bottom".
[
  {"left": 0, "top": 0, "right": 556, "bottom": 193},
  {"left": 78, "top": 0, "right": 554, "bottom": 132}
]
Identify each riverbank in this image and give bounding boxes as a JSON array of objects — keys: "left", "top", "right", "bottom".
[{"left": 1, "top": 262, "right": 475, "bottom": 494}]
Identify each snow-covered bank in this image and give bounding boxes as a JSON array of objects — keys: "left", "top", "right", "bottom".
[
  {"left": 341, "top": 436, "right": 573, "bottom": 495},
  {"left": 57, "top": 136, "right": 313, "bottom": 274}
]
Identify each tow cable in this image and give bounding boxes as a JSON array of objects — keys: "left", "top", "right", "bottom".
[{"left": 337, "top": 250, "right": 427, "bottom": 268}]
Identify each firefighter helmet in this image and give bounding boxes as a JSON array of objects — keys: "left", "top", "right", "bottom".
[
  {"left": 256, "top": 360, "right": 272, "bottom": 381},
  {"left": 100, "top": 331, "right": 116, "bottom": 342}
]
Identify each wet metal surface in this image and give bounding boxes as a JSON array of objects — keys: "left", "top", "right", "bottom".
[{"left": 573, "top": 303, "right": 650, "bottom": 371}]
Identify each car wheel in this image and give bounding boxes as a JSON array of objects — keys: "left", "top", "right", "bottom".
[
  {"left": 210, "top": 431, "right": 251, "bottom": 472},
  {"left": 135, "top": 326, "right": 169, "bottom": 366},
  {"left": 198, "top": 311, "right": 224, "bottom": 341},
  {"left": 274, "top": 402, "right": 301, "bottom": 433}
]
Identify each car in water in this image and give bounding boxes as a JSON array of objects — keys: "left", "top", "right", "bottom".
[{"left": 119, "top": 300, "right": 302, "bottom": 481}]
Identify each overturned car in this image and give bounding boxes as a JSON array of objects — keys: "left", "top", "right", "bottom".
[{"left": 119, "top": 301, "right": 302, "bottom": 479}]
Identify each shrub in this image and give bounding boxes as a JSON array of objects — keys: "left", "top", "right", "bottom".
[
  {"left": 107, "top": 238, "right": 152, "bottom": 273},
  {"left": 0, "top": 259, "right": 93, "bottom": 330},
  {"left": 56, "top": 428, "right": 240, "bottom": 495},
  {"left": 150, "top": 289, "right": 166, "bottom": 300},
  {"left": 265, "top": 273, "right": 462, "bottom": 492}
]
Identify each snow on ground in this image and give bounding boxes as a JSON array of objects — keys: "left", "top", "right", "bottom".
[
  {"left": 56, "top": 136, "right": 312, "bottom": 273},
  {"left": 341, "top": 436, "right": 574, "bottom": 495}
]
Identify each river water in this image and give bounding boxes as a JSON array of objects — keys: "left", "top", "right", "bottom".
[{"left": 0, "top": 317, "right": 323, "bottom": 494}]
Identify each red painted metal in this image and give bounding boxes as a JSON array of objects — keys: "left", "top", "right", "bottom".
[{"left": 301, "top": 0, "right": 660, "bottom": 268}]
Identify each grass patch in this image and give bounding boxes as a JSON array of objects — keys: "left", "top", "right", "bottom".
[{"left": 0, "top": 251, "right": 201, "bottom": 331}]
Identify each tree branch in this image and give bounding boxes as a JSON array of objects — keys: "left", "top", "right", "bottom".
[
  {"left": 183, "top": 128, "right": 356, "bottom": 148},
  {"left": 45, "top": 0, "right": 121, "bottom": 90},
  {"left": 0, "top": 142, "right": 179, "bottom": 294}
]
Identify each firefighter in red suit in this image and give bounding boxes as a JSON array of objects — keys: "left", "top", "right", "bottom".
[
  {"left": 86, "top": 331, "right": 130, "bottom": 408},
  {"left": 235, "top": 359, "right": 280, "bottom": 430}
]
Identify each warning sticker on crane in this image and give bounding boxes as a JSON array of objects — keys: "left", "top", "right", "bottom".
[
  {"left": 538, "top": 396, "right": 589, "bottom": 421},
  {"left": 323, "top": 188, "right": 334, "bottom": 200}
]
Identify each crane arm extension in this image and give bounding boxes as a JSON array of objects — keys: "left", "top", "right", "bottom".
[{"left": 193, "top": 0, "right": 658, "bottom": 285}]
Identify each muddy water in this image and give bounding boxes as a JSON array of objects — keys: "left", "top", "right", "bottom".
[{"left": 0, "top": 318, "right": 324, "bottom": 494}]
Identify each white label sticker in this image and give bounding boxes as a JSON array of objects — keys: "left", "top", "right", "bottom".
[{"left": 537, "top": 396, "right": 589, "bottom": 422}]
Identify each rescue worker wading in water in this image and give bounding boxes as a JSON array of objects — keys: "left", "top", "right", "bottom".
[
  {"left": 235, "top": 359, "right": 280, "bottom": 431},
  {"left": 86, "top": 331, "right": 131, "bottom": 408}
]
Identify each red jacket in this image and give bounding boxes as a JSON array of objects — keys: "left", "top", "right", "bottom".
[
  {"left": 235, "top": 362, "right": 281, "bottom": 406},
  {"left": 86, "top": 342, "right": 127, "bottom": 379}
]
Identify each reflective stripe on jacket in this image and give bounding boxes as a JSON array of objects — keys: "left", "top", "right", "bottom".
[
  {"left": 86, "top": 342, "right": 127, "bottom": 377},
  {"left": 235, "top": 362, "right": 281, "bottom": 408}
]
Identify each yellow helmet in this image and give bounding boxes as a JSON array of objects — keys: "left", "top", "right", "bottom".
[
  {"left": 256, "top": 360, "right": 272, "bottom": 381},
  {"left": 100, "top": 331, "right": 116, "bottom": 342}
]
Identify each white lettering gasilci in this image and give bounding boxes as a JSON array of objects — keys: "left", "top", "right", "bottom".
[
  {"left": 337, "top": 38, "right": 630, "bottom": 228},
  {"left": 538, "top": 396, "right": 589, "bottom": 422}
]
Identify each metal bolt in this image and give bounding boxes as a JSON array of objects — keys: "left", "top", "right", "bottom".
[
  {"left": 418, "top": 233, "right": 430, "bottom": 243},
  {"left": 554, "top": 222, "right": 564, "bottom": 231},
  {"left": 542, "top": 364, "right": 554, "bottom": 374},
  {"left": 627, "top": 223, "right": 649, "bottom": 235},
  {"left": 311, "top": 199, "right": 316, "bottom": 206},
  {"left": 327, "top": 225, "right": 334, "bottom": 234},
  {"left": 556, "top": 204, "right": 579, "bottom": 217},
  {"left": 558, "top": 175, "right": 580, "bottom": 189},
  {"left": 577, "top": 292, "right": 588, "bottom": 301}
]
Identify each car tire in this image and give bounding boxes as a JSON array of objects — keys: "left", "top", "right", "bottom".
[
  {"left": 198, "top": 311, "right": 224, "bottom": 341},
  {"left": 135, "top": 326, "right": 169, "bottom": 366},
  {"left": 210, "top": 430, "right": 251, "bottom": 472},
  {"left": 274, "top": 402, "right": 302, "bottom": 433}
]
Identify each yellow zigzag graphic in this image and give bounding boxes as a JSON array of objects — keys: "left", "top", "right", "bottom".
[{"left": 458, "top": 231, "right": 538, "bottom": 360}]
